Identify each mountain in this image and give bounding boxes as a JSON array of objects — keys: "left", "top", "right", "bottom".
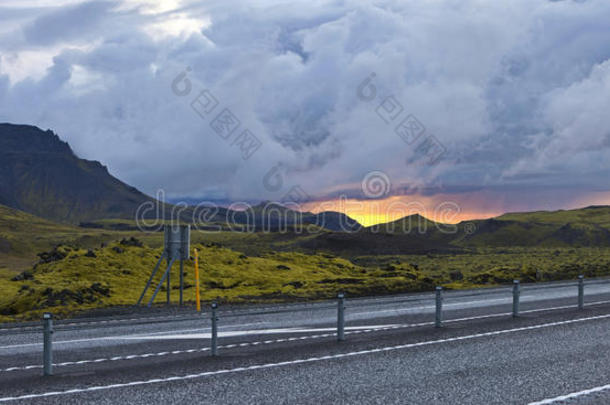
[
  {"left": 468, "top": 206, "right": 610, "bottom": 247},
  {"left": 368, "top": 206, "right": 610, "bottom": 248},
  {"left": 232, "top": 202, "right": 361, "bottom": 232},
  {"left": 0, "top": 124, "right": 361, "bottom": 231},
  {"left": 0, "top": 123, "right": 159, "bottom": 223}
]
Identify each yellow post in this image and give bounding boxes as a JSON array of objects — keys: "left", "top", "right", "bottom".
[{"left": 194, "top": 248, "right": 201, "bottom": 312}]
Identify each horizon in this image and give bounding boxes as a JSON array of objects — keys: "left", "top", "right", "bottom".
[
  {"left": 159, "top": 185, "right": 607, "bottom": 227},
  {"left": 3, "top": 120, "right": 610, "bottom": 226}
]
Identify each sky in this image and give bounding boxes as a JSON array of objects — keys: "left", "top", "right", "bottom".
[{"left": 1, "top": 0, "right": 609, "bottom": 225}]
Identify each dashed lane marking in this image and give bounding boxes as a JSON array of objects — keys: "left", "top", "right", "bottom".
[{"left": 1, "top": 313, "right": 610, "bottom": 402}]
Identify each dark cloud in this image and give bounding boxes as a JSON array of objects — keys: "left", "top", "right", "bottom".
[{"left": 0, "top": 0, "right": 609, "bottom": 210}]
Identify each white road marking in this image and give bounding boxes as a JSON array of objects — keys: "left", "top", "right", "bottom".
[
  {"left": 0, "top": 324, "right": 395, "bottom": 350},
  {"left": 351, "top": 298, "right": 508, "bottom": 317},
  {"left": 528, "top": 383, "right": 610, "bottom": 404},
  {"left": 1, "top": 313, "right": 609, "bottom": 402},
  {"left": 116, "top": 324, "right": 401, "bottom": 340}
]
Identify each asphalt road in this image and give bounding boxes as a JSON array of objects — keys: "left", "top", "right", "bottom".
[{"left": 1, "top": 279, "right": 609, "bottom": 404}]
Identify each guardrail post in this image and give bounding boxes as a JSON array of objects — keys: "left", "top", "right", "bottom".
[
  {"left": 211, "top": 302, "right": 218, "bottom": 356},
  {"left": 512, "top": 280, "right": 520, "bottom": 318},
  {"left": 435, "top": 286, "right": 443, "bottom": 328},
  {"left": 578, "top": 275, "right": 584, "bottom": 310},
  {"left": 43, "top": 313, "right": 53, "bottom": 376},
  {"left": 337, "top": 293, "right": 345, "bottom": 341}
]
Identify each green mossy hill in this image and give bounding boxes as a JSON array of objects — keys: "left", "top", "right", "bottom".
[
  {"left": 0, "top": 203, "right": 131, "bottom": 272},
  {"left": 362, "top": 206, "right": 610, "bottom": 248},
  {"left": 0, "top": 240, "right": 431, "bottom": 322},
  {"left": 0, "top": 204, "right": 76, "bottom": 255},
  {"left": 456, "top": 206, "right": 610, "bottom": 247},
  {"left": 496, "top": 205, "right": 610, "bottom": 226}
]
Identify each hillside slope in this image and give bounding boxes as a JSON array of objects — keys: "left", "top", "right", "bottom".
[
  {"left": 364, "top": 206, "right": 610, "bottom": 248},
  {"left": 460, "top": 206, "right": 610, "bottom": 247},
  {"left": 0, "top": 203, "right": 133, "bottom": 272},
  {"left": 497, "top": 205, "right": 610, "bottom": 226},
  {"left": 0, "top": 123, "right": 158, "bottom": 223}
]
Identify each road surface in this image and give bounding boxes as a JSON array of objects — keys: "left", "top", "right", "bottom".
[{"left": 1, "top": 279, "right": 609, "bottom": 404}]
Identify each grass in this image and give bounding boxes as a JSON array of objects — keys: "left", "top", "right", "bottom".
[
  {"left": 354, "top": 246, "right": 610, "bottom": 289},
  {"left": 4, "top": 241, "right": 610, "bottom": 322},
  {"left": 0, "top": 204, "right": 134, "bottom": 273},
  {"left": 0, "top": 239, "right": 433, "bottom": 322}
]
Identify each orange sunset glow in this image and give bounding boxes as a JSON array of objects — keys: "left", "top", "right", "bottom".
[
  {"left": 301, "top": 195, "right": 503, "bottom": 226},
  {"left": 301, "top": 191, "right": 610, "bottom": 227}
]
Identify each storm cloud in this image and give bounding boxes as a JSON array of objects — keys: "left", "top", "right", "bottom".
[{"left": 1, "top": 0, "right": 609, "bottom": 214}]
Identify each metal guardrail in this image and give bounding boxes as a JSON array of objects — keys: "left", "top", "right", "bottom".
[{"left": 35, "top": 274, "right": 599, "bottom": 377}]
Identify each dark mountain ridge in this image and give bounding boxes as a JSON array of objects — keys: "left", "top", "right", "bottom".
[{"left": 0, "top": 123, "right": 158, "bottom": 223}]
